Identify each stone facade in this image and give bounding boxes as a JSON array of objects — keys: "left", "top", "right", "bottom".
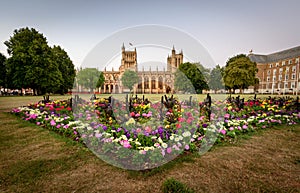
[
  {"left": 100, "top": 44, "right": 183, "bottom": 94},
  {"left": 249, "top": 46, "right": 300, "bottom": 94}
]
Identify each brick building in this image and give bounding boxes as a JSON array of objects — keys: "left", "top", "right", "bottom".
[{"left": 249, "top": 46, "right": 300, "bottom": 94}]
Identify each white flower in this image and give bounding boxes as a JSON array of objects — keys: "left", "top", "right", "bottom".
[
  {"left": 162, "top": 143, "right": 168, "bottom": 148},
  {"left": 182, "top": 131, "right": 191, "bottom": 137}
]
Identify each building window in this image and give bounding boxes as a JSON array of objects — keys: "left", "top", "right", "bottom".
[
  {"left": 267, "top": 70, "right": 271, "bottom": 75},
  {"left": 276, "top": 62, "right": 279, "bottom": 67},
  {"left": 291, "top": 82, "right": 295, "bottom": 88},
  {"left": 279, "top": 75, "right": 282, "bottom": 81},
  {"left": 269, "top": 64, "right": 273, "bottom": 68},
  {"left": 267, "top": 77, "right": 270, "bottom": 82},
  {"left": 273, "top": 76, "right": 276, "bottom": 81},
  {"left": 292, "top": 73, "right": 296, "bottom": 80},
  {"left": 285, "top": 74, "right": 289, "bottom": 80},
  {"left": 279, "top": 68, "right": 283, "bottom": 74},
  {"left": 282, "top": 61, "right": 286, "bottom": 66},
  {"left": 292, "top": 66, "right": 296, "bottom": 72},
  {"left": 144, "top": 77, "right": 149, "bottom": 89},
  {"left": 158, "top": 76, "right": 163, "bottom": 89},
  {"left": 278, "top": 83, "right": 281, "bottom": 89},
  {"left": 273, "top": 69, "right": 276, "bottom": 75},
  {"left": 151, "top": 77, "right": 156, "bottom": 89},
  {"left": 289, "top": 60, "right": 293, "bottom": 64},
  {"left": 286, "top": 67, "right": 290, "bottom": 73},
  {"left": 296, "top": 58, "right": 299, "bottom": 64},
  {"left": 284, "top": 83, "right": 288, "bottom": 88}
]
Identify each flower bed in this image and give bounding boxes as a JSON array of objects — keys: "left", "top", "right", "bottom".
[{"left": 11, "top": 96, "right": 300, "bottom": 169}]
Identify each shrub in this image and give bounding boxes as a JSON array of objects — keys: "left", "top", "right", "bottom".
[{"left": 162, "top": 178, "right": 194, "bottom": 193}]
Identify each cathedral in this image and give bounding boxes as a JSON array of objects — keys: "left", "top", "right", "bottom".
[{"left": 99, "top": 44, "right": 183, "bottom": 94}]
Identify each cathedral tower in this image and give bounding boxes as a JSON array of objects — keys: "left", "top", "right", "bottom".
[
  {"left": 167, "top": 46, "right": 183, "bottom": 73},
  {"left": 119, "top": 43, "right": 137, "bottom": 73}
]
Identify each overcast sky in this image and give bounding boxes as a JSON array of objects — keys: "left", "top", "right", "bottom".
[{"left": 1, "top": 0, "right": 299, "bottom": 69}]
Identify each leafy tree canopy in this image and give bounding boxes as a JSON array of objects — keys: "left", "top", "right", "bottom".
[
  {"left": 208, "top": 64, "right": 224, "bottom": 92},
  {"left": 76, "top": 68, "right": 101, "bottom": 93},
  {"left": 4, "top": 27, "right": 75, "bottom": 95},
  {"left": 120, "top": 70, "right": 139, "bottom": 92},
  {"left": 223, "top": 54, "right": 258, "bottom": 93},
  {"left": 174, "top": 62, "right": 209, "bottom": 94},
  {"left": 51, "top": 45, "right": 76, "bottom": 94},
  {"left": 0, "top": 53, "right": 6, "bottom": 87}
]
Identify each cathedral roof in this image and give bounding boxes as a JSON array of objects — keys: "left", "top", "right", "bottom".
[{"left": 249, "top": 46, "right": 300, "bottom": 63}]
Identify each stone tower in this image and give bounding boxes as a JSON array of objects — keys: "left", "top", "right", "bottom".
[
  {"left": 167, "top": 46, "right": 183, "bottom": 73},
  {"left": 119, "top": 43, "right": 137, "bottom": 73}
]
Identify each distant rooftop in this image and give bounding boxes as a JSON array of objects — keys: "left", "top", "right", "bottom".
[{"left": 249, "top": 46, "right": 300, "bottom": 63}]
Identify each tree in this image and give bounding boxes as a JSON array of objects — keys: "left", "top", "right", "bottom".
[
  {"left": 208, "top": 65, "right": 224, "bottom": 93},
  {"left": 174, "top": 70, "right": 194, "bottom": 93},
  {"left": 223, "top": 54, "right": 258, "bottom": 93},
  {"left": 120, "top": 70, "right": 139, "bottom": 93},
  {"left": 96, "top": 72, "right": 105, "bottom": 90},
  {"left": 76, "top": 68, "right": 101, "bottom": 93},
  {"left": 174, "top": 62, "right": 209, "bottom": 94},
  {"left": 4, "top": 27, "right": 63, "bottom": 95},
  {"left": 51, "top": 45, "right": 76, "bottom": 94},
  {"left": 0, "top": 53, "right": 6, "bottom": 89}
]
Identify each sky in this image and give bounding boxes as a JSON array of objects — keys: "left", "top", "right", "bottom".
[{"left": 1, "top": 0, "right": 300, "bottom": 70}]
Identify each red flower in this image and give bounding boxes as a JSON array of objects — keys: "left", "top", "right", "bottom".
[
  {"left": 176, "top": 123, "right": 181, "bottom": 128},
  {"left": 66, "top": 107, "right": 72, "bottom": 111}
]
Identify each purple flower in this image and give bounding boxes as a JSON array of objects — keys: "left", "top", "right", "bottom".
[
  {"left": 202, "top": 123, "right": 208, "bottom": 128},
  {"left": 102, "top": 125, "right": 108, "bottom": 131}
]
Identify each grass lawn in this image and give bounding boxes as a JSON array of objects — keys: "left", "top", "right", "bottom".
[{"left": 0, "top": 95, "right": 299, "bottom": 192}]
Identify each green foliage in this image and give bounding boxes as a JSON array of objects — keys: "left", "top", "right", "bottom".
[
  {"left": 76, "top": 68, "right": 101, "bottom": 93},
  {"left": 4, "top": 27, "right": 74, "bottom": 95},
  {"left": 96, "top": 72, "right": 105, "bottom": 89},
  {"left": 174, "top": 62, "right": 209, "bottom": 94},
  {"left": 208, "top": 64, "right": 224, "bottom": 92},
  {"left": 162, "top": 178, "right": 194, "bottom": 193},
  {"left": 120, "top": 70, "right": 139, "bottom": 92},
  {"left": 0, "top": 53, "right": 6, "bottom": 87},
  {"left": 51, "top": 46, "right": 76, "bottom": 94},
  {"left": 223, "top": 54, "right": 258, "bottom": 93}
]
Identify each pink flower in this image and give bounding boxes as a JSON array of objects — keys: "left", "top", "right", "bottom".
[
  {"left": 56, "top": 124, "right": 61, "bottom": 129},
  {"left": 135, "top": 113, "right": 140, "bottom": 117},
  {"left": 167, "top": 147, "right": 172, "bottom": 154},
  {"left": 95, "top": 133, "right": 102, "bottom": 138},
  {"left": 142, "top": 113, "right": 147, "bottom": 117},
  {"left": 229, "top": 127, "right": 234, "bottom": 131},
  {"left": 50, "top": 120, "right": 56, "bottom": 126},
  {"left": 136, "top": 128, "right": 142, "bottom": 133},
  {"left": 185, "top": 145, "right": 190, "bottom": 150},
  {"left": 220, "top": 129, "right": 226, "bottom": 135},
  {"left": 122, "top": 140, "right": 131, "bottom": 148},
  {"left": 242, "top": 125, "right": 248, "bottom": 129},
  {"left": 63, "top": 125, "right": 69, "bottom": 129},
  {"left": 161, "top": 149, "right": 166, "bottom": 156},
  {"left": 224, "top": 114, "right": 230, "bottom": 119},
  {"left": 145, "top": 126, "right": 152, "bottom": 133},
  {"left": 36, "top": 122, "right": 41, "bottom": 125}
]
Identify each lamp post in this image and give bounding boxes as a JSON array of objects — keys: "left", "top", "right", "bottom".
[{"left": 296, "top": 61, "right": 299, "bottom": 96}]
